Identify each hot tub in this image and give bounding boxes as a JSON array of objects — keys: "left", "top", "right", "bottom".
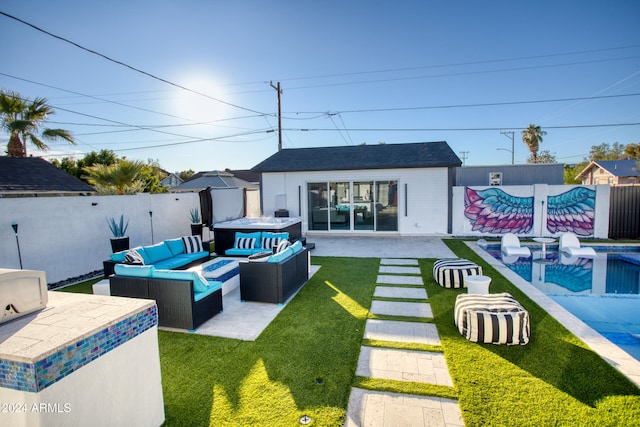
[{"left": 213, "top": 217, "right": 302, "bottom": 255}]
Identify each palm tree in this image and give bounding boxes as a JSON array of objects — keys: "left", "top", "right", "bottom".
[
  {"left": 521, "top": 124, "right": 547, "bottom": 163},
  {"left": 0, "top": 91, "right": 75, "bottom": 157},
  {"left": 83, "top": 159, "right": 148, "bottom": 195}
]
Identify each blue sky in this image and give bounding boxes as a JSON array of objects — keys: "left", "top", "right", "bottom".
[{"left": 1, "top": 1, "right": 639, "bottom": 173}]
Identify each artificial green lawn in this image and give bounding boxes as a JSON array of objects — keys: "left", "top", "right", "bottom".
[{"left": 60, "top": 244, "right": 640, "bottom": 426}]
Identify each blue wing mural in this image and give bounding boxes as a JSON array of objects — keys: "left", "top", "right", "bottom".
[
  {"left": 547, "top": 187, "right": 596, "bottom": 236},
  {"left": 464, "top": 187, "right": 534, "bottom": 234}
]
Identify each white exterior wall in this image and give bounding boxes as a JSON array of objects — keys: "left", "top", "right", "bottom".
[
  {"left": 0, "top": 192, "right": 205, "bottom": 283},
  {"left": 260, "top": 168, "right": 451, "bottom": 235}
]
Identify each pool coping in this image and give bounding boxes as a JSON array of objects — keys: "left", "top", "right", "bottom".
[{"left": 466, "top": 241, "right": 640, "bottom": 389}]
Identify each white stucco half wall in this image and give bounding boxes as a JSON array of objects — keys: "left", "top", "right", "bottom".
[{"left": 260, "top": 167, "right": 452, "bottom": 235}]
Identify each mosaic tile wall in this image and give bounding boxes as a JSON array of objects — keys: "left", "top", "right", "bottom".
[{"left": 0, "top": 306, "right": 157, "bottom": 393}]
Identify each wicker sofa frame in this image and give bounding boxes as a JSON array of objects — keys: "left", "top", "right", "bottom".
[
  {"left": 239, "top": 247, "right": 309, "bottom": 304},
  {"left": 109, "top": 274, "right": 222, "bottom": 330}
]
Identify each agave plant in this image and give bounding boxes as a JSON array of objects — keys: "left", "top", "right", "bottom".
[
  {"left": 107, "top": 215, "right": 129, "bottom": 238},
  {"left": 189, "top": 208, "right": 201, "bottom": 224}
]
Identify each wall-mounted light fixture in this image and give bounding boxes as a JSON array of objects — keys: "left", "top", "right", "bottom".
[
  {"left": 11, "top": 222, "right": 23, "bottom": 269},
  {"left": 91, "top": 202, "right": 98, "bottom": 206}
]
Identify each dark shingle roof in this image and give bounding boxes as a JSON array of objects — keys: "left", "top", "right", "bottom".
[
  {"left": 251, "top": 141, "right": 461, "bottom": 172},
  {"left": 593, "top": 160, "right": 640, "bottom": 177},
  {"left": 0, "top": 157, "right": 95, "bottom": 194}
]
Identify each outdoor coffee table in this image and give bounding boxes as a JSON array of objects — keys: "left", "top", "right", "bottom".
[{"left": 190, "top": 257, "right": 240, "bottom": 296}]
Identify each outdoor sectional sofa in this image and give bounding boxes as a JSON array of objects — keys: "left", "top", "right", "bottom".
[
  {"left": 103, "top": 236, "right": 210, "bottom": 278},
  {"left": 225, "top": 231, "right": 290, "bottom": 256},
  {"left": 109, "top": 263, "right": 223, "bottom": 330},
  {"left": 239, "top": 240, "right": 309, "bottom": 304}
]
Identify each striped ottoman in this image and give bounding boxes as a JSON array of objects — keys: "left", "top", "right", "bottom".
[
  {"left": 433, "top": 259, "right": 482, "bottom": 288},
  {"left": 454, "top": 293, "right": 530, "bottom": 345}
]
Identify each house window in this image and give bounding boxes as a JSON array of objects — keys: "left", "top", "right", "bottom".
[
  {"left": 489, "top": 172, "right": 502, "bottom": 186},
  {"left": 307, "top": 180, "right": 398, "bottom": 232}
]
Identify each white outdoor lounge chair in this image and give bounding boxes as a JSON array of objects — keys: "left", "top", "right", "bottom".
[
  {"left": 501, "top": 233, "right": 531, "bottom": 257},
  {"left": 559, "top": 232, "right": 596, "bottom": 258}
]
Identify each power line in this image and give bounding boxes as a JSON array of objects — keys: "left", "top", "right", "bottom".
[
  {"left": 226, "top": 43, "right": 640, "bottom": 86},
  {"left": 287, "top": 92, "right": 640, "bottom": 115},
  {"left": 284, "top": 122, "right": 640, "bottom": 132},
  {"left": 0, "top": 10, "right": 267, "bottom": 115}
]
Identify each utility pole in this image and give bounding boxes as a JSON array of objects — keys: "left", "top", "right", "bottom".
[
  {"left": 459, "top": 151, "right": 469, "bottom": 166},
  {"left": 500, "top": 131, "right": 515, "bottom": 165},
  {"left": 270, "top": 81, "right": 283, "bottom": 151}
]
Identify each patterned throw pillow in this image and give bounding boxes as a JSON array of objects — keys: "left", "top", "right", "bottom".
[
  {"left": 124, "top": 249, "right": 144, "bottom": 265},
  {"left": 248, "top": 251, "right": 272, "bottom": 262},
  {"left": 182, "top": 235, "right": 203, "bottom": 253},
  {"left": 261, "top": 236, "right": 282, "bottom": 251},
  {"left": 236, "top": 237, "right": 256, "bottom": 249}
]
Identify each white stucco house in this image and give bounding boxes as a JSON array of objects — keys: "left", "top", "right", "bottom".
[{"left": 251, "top": 141, "right": 462, "bottom": 235}]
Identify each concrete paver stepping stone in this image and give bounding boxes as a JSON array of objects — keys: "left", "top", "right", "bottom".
[
  {"left": 377, "top": 275, "right": 424, "bottom": 286},
  {"left": 356, "top": 346, "right": 453, "bottom": 387},
  {"left": 344, "top": 388, "right": 464, "bottom": 427},
  {"left": 381, "top": 258, "right": 419, "bottom": 266},
  {"left": 364, "top": 319, "right": 441, "bottom": 346},
  {"left": 379, "top": 266, "right": 422, "bottom": 275},
  {"left": 370, "top": 300, "right": 433, "bottom": 318},
  {"left": 373, "top": 287, "right": 428, "bottom": 299}
]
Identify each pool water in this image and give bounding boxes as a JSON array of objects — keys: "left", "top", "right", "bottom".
[{"left": 485, "top": 244, "right": 640, "bottom": 361}]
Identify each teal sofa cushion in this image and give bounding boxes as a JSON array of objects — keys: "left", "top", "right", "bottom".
[
  {"left": 143, "top": 242, "right": 173, "bottom": 264},
  {"left": 165, "top": 238, "right": 185, "bottom": 256},
  {"left": 289, "top": 240, "right": 303, "bottom": 254},
  {"left": 114, "top": 264, "right": 155, "bottom": 277},
  {"left": 132, "top": 246, "right": 152, "bottom": 265},
  {"left": 110, "top": 249, "right": 128, "bottom": 262},
  {"left": 225, "top": 247, "right": 265, "bottom": 256},
  {"left": 195, "top": 280, "right": 222, "bottom": 302},
  {"left": 153, "top": 269, "right": 210, "bottom": 293}
]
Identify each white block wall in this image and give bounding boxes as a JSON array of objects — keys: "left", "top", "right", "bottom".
[{"left": 0, "top": 192, "right": 205, "bottom": 283}]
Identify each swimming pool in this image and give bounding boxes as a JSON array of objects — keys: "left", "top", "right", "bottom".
[{"left": 483, "top": 243, "right": 640, "bottom": 363}]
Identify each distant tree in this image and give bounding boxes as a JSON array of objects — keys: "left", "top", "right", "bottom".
[
  {"left": 528, "top": 149, "right": 556, "bottom": 164},
  {"left": 564, "top": 162, "right": 587, "bottom": 185},
  {"left": 51, "top": 149, "right": 119, "bottom": 180},
  {"left": 178, "top": 169, "right": 195, "bottom": 181},
  {"left": 83, "top": 149, "right": 118, "bottom": 167},
  {"left": 589, "top": 142, "right": 626, "bottom": 161},
  {"left": 142, "top": 158, "right": 168, "bottom": 193},
  {"left": 522, "top": 124, "right": 547, "bottom": 163},
  {"left": 83, "top": 159, "right": 147, "bottom": 195},
  {"left": 0, "top": 91, "right": 75, "bottom": 157},
  {"left": 623, "top": 143, "right": 640, "bottom": 160}
]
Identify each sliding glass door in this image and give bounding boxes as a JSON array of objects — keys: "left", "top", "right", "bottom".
[{"left": 307, "top": 180, "right": 397, "bottom": 232}]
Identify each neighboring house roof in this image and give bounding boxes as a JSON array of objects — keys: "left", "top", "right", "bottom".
[
  {"left": 224, "top": 168, "right": 261, "bottom": 183},
  {"left": 170, "top": 170, "right": 258, "bottom": 192},
  {"left": 576, "top": 160, "right": 640, "bottom": 180},
  {"left": 0, "top": 157, "right": 95, "bottom": 196},
  {"left": 159, "top": 172, "right": 184, "bottom": 188},
  {"left": 251, "top": 141, "right": 461, "bottom": 173}
]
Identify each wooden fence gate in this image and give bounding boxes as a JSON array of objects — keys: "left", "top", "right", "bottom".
[{"left": 609, "top": 186, "right": 640, "bottom": 239}]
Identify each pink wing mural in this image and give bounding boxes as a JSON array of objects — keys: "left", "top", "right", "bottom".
[
  {"left": 546, "top": 187, "right": 595, "bottom": 236},
  {"left": 464, "top": 187, "right": 534, "bottom": 234}
]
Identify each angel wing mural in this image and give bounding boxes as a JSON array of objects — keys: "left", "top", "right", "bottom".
[
  {"left": 546, "top": 187, "right": 595, "bottom": 236},
  {"left": 464, "top": 187, "right": 534, "bottom": 234}
]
